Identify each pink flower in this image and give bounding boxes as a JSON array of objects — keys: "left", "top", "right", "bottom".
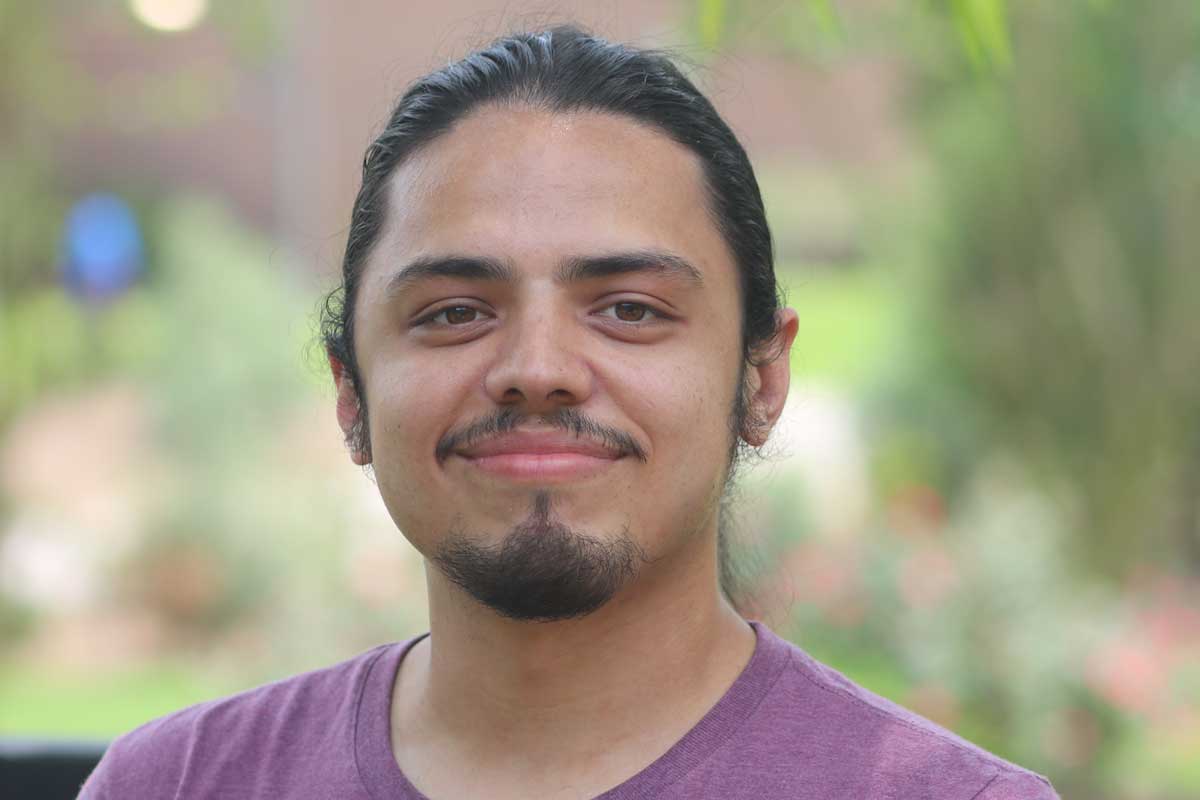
[
  {"left": 897, "top": 543, "right": 960, "bottom": 611},
  {"left": 1084, "top": 637, "right": 1169, "bottom": 716}
]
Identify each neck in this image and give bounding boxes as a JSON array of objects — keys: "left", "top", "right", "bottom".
[{"left": 391, "top": 532, "right": 756, "bottom": 769}]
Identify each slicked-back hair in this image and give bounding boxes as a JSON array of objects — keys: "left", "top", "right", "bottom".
[{"left": 320, "top": 24, "right": 782, "bottom": 611}]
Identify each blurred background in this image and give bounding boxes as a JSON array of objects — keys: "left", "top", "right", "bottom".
[{"left": 1, "top": 1, "right": 1198, "bottom": 797}]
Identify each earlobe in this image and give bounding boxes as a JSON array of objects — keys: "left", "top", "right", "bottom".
[
  {"left": 741, "top": 308, "right": 799, "bottom": 447},
  {"left": 328, "top": 353, "right": 371, "bottom": 465}
]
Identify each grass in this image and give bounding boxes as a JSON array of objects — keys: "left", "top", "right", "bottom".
[
  {"left": 779, "top": 264, "right": 894, "bottom": 387},
  {"left": 0, "top": 661, "right": 243, "bottom": 739}
]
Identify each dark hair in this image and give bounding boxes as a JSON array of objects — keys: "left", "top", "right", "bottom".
[{"left": 320, "top": 24, "right": 782, "bottom": 610}]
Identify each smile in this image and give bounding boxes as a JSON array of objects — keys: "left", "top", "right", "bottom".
[
  {"left": 454, "top": 431, "right": 625, "bottom": 482},
  {"left": 461, "top": 452, "right": 621, "bottom": 481}
]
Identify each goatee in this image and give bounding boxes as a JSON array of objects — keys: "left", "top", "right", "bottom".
[{"left": 433, "top": 492, "right": 646, "bottom": 622}]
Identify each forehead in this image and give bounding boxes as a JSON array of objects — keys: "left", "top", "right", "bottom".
[{"left": 367, "top": 105, "right": 735, "bottom": 286}]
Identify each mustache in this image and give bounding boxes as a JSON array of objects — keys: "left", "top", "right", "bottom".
[{"left": 435, "top": 407, "right": 648, "bottom": 464}]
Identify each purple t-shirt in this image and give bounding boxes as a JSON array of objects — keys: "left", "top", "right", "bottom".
[{"left": 79, "top": 622, "right": 1058, "bottom": 799}]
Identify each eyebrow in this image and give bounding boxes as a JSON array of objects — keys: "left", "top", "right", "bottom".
[
  {"left": 384, "top": 249, "right": 704, "bottom": 297},
  {"left": 384, "top": 256, "right": 514, "bottom": 297},
  {"left": 558, "top": 251, "right": 704, "bottom": 287}
]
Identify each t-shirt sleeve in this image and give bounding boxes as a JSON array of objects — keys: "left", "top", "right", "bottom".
[
  {"left": 75, "top": 720, "right": 190, "bottom": 798},
  {"left": 972, "top": 769, "right": 1060, "bottom": 800}
]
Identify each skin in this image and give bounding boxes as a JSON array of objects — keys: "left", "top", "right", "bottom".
[{"left": 331, "top": 105, "right": 798, "bottom": 799}]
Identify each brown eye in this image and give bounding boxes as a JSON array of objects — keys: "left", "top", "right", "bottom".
[
  {"left": 613, "top": 302, "right": 647, "bottom": 322},
  {"left": 442, "top": 306, "right": 478, "bottom": 324}
]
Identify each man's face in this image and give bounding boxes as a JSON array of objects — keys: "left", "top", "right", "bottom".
[{"left": 343, "top": 106, "right": 754, "bottom": 619}]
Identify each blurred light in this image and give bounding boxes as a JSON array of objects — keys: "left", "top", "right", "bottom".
[
  {"left": 60, "top": 193, "right": 144, "bottom": 303},
  {"left": 128, "top": 0, "right": 209, "bottom": 33}
]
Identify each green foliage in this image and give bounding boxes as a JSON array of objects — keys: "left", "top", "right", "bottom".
[
  {"left": 903, "top": 0, "right": 1200, "bottom": 578},
  {"left": 944, "top": 0, "right": 1012, "bottom": 69},
  {"left": 703, "top": 0, "right": 1009, "bottom": 65},
  {"left": 719, "top": 0, "right": 1200, "bottom": 579},
  {"left": 0, "top": 288, "right": 168, "bottom": 424},
  {"left": 117, "top": 197, "right": 321, "bottom": 635},
  {"left": 696, "top": 0, "right": 727, "bottom": 48},
  {"left": 781, "top": 266, "right": 893, "bottom": 386},
  {"left": 150, "top": 198, "right": 311, "bottom": 463}
]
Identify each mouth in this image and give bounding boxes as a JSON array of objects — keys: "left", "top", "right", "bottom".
[
  {"left": 461, "top": 452, "right": 622, "bottom": 481},
  {"left": 454, "top": 431, "right": 625, "bottom": 482}
]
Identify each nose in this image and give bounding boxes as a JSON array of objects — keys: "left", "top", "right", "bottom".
[{"left": 483, "top": 304, "right": 594, "bottom": 413}]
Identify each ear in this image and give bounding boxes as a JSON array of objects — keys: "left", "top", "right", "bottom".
[
  {"left": 741, "top": 308, "right": 799, "bottom": 447},
  {"left": 328, "top": 353, "right": 371, "bottom": 466}
]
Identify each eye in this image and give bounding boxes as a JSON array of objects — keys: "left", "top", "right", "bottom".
[
  {"left": 439, "top": 306, "right": 478, "bottom": 325},
  {"left": 599, "top": 301, "right": 660, "bottom": 323},
  {"left": 419, "top": 305, "right": 483, "bottom": 326}
]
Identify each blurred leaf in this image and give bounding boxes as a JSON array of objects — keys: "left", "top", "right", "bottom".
[
  {"left": 806, "top": 0, "right": 843, "bottom": 40},
  {"left": 697, "top": 0, "right": 727, "bottom": 48},
  {"left": 700, "top": 0, "right": 1015, "bottom": 70},
  {"left": 948, "top": 0, "right": 1012, "bottom": 70}
]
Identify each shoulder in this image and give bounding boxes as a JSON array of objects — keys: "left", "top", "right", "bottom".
[
  {"left": 78, "top": 642, "right": 400, "bottom": 799},
  {"left": 747, "top": 625, "right": 1059, "bottom": 799}
]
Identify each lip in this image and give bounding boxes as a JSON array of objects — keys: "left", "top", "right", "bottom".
[{"left": 455, "top": 431, "right": 624, "bottom": 482}]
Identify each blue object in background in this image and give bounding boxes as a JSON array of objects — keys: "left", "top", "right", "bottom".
[{"left": 60, "top": 194, "right": 144, "bottom": 302}]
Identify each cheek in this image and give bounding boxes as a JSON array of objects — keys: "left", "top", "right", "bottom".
[
  {"left": 365, "top": 355, "right": 474, "bottom": 488},
  {"left": 362, "top": 356, "right": 485, "bottom": 556},
  {"left": 604, "top": 351, "right": 737, "bottom": 550},
  {"left": 617, "top": 341, "right": 740, "bottom": 480}
]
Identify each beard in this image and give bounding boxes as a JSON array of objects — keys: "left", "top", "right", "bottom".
[{"left": 431, "top": 492, "right": 647, "bottom": 622}]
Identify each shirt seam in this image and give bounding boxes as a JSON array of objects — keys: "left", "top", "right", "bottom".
[
  {"left": 351, "top": 644, "right": 396, "bottom": 800},
  {"left": 967, "top": 771, "right": 1004, "bottom": 800},
  {"left": 791, "top": 650, "right": 1056, "bottom": 797},
  {"left": 637, "top": 648, "right": 792, "bottom": 798},
  {"left": 967, "top": 768, "right": 1057, "bottom": 800},
  {"left": 788, "top": 649, "right": 1003, "bottom": 773}
]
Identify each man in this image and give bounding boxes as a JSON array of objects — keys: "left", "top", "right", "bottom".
[{"left": 81, "top": 26, "right": 1058, "bottom": 799}]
